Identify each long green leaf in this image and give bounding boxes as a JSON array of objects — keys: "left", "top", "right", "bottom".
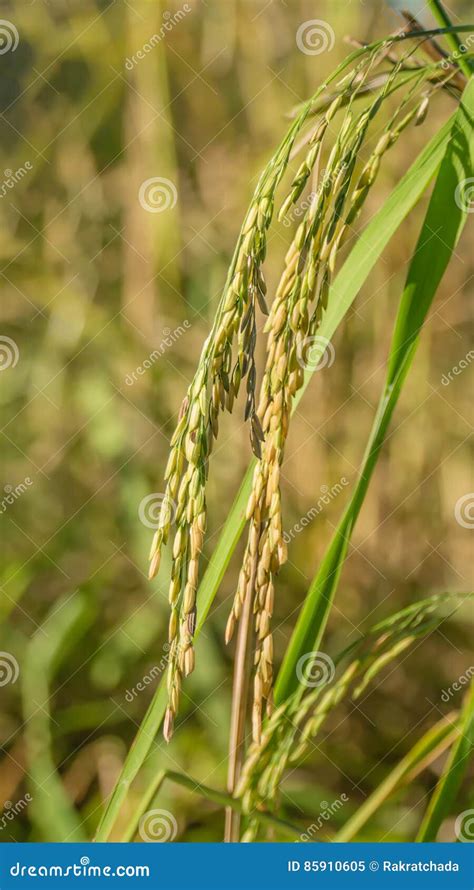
[
  {"left": 275, "top": 76, "right": 474, "bottom": 703},
  {"left": 427, "top": 0, "right": 473, "bottom": 78},
  {"left": 94, "top": 114, "right": 456, "bottom": 843},
  {"left": 416, "top": 681, "right": 474, "bottom": 840}
]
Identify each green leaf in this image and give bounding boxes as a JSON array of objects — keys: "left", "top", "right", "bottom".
[
  {"left": 416, "top": 680, "right": 474, "bottom": 841},
  {"left": 93, "top": 112, "right": 457, "bottom": 843},
  {"left": 427, "top": 0, "right": 473, "bottom": 78},
  {"left": 275, "top": 76, "right": 474, "bottom": 703}
]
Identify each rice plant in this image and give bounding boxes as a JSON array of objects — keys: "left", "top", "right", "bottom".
[
  {"left": 90, "top": 4, "right": 474, "bottom": 845},
  {"left": 148, "top": 27, "right": 469, "bottom": 746},
  {"left": 2, "top": 0, "right": 471, "bottom": 846}
]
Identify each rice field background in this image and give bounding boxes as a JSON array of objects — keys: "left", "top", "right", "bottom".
[{"left": 0, "top": 0, "right": 473, "bottom": 843}]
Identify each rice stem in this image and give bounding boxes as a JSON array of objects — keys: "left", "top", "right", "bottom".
[{"left": 427, "top": 0, "right": 473, "bottom": 77}]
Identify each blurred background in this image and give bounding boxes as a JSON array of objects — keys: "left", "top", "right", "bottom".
[{"left": 0, "top": 0, "right": 472, "bottom": 842}]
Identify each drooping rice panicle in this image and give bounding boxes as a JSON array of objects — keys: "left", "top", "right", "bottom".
[
  {"left": 151, "top": 47, "right": 384, "bottom": 741},
  {"left": 147, "top": 32, "right": 455, "bottom": 741},
  {"left": 225, "top": 47, "right": 444, "bottom": 745}
]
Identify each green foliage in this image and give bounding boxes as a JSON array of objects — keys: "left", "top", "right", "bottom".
[
  {"left": 276, "top": 75, "right": 474, "bottom": 702},
  {"left": 1, "top": 1, "right": 472, "bottom": 844},
  {"left": 417, "top": 681, "right": 474, "bottom": 840},
  {"left": 96, "top": 72, "right": 474, "bottom": 843}
]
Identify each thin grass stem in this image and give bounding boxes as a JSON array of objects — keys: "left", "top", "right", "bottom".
[
  {"left": 146, "top": 769, "right": 302, "bottom": 840},
  {"left": 427, "top": 0, "right": 473, "bottom": 77},
  {"left": 224, "top": 564, "right": 255, "bottom": 842}
]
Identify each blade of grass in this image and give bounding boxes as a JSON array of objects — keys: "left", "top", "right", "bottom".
[
  {"left": 416, "top": 680, "right": 474, "bottom": 840},
  {"left": 121, "top": 769, "right": 167, "bottom": 843},
  {"left": 333, "top": 712, "right": 460, "bottom": 841},
  {"left": 427, "top": 0, "right": 473, "bottom": 77},
  {"left": 275, "top": 76, "right": 474, "bottom": 703},
  {"left": 94, "top": 112, "right": 457, "bottom": 843}
]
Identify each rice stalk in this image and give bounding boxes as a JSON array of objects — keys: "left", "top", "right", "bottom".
[
  {"left": 146, "top": 33, "right": 462, "bottom": 741},
  {"left": 148, "top": 117, "right": 312, "bottom": 740},
  {"left": 96, "top": 64, "right": 471, "bottom": 842},
  {"left": 226, "top": 53, "right": 454, "bottom": 744}
]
